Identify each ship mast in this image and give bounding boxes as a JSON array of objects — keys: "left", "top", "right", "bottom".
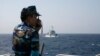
[{"left": 51, "top": 26, "right": 54, "bottom": 30}]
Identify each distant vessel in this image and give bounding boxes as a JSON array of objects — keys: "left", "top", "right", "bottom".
[{"left": 45, "top": 26, "right": 58, "bottom": 37}]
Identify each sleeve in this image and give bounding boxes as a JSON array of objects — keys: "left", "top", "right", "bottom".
[
  {"left": 12, "top": 25, "right": 35, "bottom": 46},
  {"left": 12, "top": 30, "right": 25, "bottom": 45},
  {"left": 12, "top": 26, "right": 26, "bottom": 47}
]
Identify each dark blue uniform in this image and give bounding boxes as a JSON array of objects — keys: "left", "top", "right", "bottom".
[{"left": 12, "top": 22, "right": 39, "bottom": 56}]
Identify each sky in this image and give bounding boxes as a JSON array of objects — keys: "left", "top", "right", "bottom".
[{"left": 0, "top": 0, "right": 100, "bottom": 34}]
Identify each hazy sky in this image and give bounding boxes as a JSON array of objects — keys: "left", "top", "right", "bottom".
[{"left": 0, "top": 0, "right": 100, "bottom": 34}]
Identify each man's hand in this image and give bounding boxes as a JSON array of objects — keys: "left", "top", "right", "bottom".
[{"left": 36, "top": 17, "right": 42, "bottom": 32}]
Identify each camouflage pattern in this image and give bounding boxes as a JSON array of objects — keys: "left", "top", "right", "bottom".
[{"left": 12, "top": 22, "right": 39, "bottom": 56}]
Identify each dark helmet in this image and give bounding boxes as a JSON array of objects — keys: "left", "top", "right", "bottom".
[{"left": 21, "top": 5, "right": 40, "bottom": 22}]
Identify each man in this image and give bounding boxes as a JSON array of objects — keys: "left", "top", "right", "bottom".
[{"left": 12, "top": 5, "right": 42, "bottom": 56}]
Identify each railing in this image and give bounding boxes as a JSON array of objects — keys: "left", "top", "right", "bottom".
[{"left": 40, "top": 43, "right": 45, "bottom": 56}]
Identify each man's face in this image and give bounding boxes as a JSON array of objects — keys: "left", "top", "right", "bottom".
[{"left": 27, "top": 15, "right": 38, "bottom": 27}]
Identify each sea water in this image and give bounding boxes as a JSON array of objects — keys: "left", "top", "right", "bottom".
[{"left": 0, "top": 34, "right": 100, "bottom": 56}]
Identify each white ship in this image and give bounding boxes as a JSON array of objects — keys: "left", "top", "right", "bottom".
[{"left": 45, "top": 26, "right": 58, "bottom": 37}]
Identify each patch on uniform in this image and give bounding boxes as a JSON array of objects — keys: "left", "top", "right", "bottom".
[
  {"left": 26, "top": 28, "right": 35, "bottom": 36},
  {"left": 16, "top": 31, "right": 25, "bottom": 37}
]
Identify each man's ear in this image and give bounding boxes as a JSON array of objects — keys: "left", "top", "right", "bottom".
[{"left": 27, "top": 16, "right": 31, "bottom": 19}]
